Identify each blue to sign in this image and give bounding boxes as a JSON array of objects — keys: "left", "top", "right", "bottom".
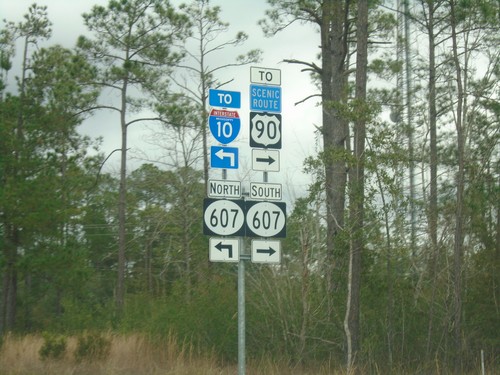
[
  {"left": 209, "top": 109, "right": 240, "bottom": 144},
  {"left": 209, "top": 89, "right": 241, "bottom": 109},
  {"left": 250, "top": 84, "right": 281, "bottom": 113},
  {"left": 210, "top": 146, "right": 239, "bottom": 169}
]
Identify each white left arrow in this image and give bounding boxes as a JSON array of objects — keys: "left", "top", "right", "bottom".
[{"left": 215, "top": 148, "right": 235, "bottom": 167}]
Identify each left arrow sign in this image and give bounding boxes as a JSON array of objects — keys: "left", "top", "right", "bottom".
[
  {"left": 209, "top": 238, "right": 239, "bottom": 262},
  {"left": 215, "top": 241, "right": 233, "bottom": 258},
  {"left": 211, "top": 146, "right": 239, "bottom": 169}
]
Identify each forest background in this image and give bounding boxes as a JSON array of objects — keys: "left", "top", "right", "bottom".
[{"left": 0, "top": 0, "right": 499, "bottom": 374}]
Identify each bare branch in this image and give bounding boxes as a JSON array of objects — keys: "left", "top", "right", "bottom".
[
  {"left": 283, "top": 58, "right": 322, "bottom": 75},
  {"left": 294, "top": 93, "right": 321, "bottom": 106}
]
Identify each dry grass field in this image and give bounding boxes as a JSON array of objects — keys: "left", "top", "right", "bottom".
[
  {"left": 1, "top": 333, "right": 495, "bottom": 374},
  {"left": 0, "top": 333, "right": 340, "bottom": 375}
]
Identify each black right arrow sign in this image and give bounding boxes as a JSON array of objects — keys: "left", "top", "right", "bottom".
[
  {"left": 255, "top": 156, "right": 276, "bottom": 165},
  {"left": 256, "top": 246, "right": 276, "bottom": 256},
  {"left": 251, "top": 239, "right": 281, "bottom": 264},
  {"left": 251, "top": 149, "right": 280, "bottom": 172}
]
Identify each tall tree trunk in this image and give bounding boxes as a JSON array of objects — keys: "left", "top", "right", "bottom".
[
  {"left": 2, "top": 33, "right": 32, "bottom": 334},
  {"left": 1, "top": 225, "right": 18, "bottom": 333},
  {"left": 322, "top": 0, "right": 349, "bottom": 313},
  {"left": 299, "top": 226, "right": 311, "bottom": 362},
  {"left": 404, "top": 0, "right": 417, "bottom": 263},
  {"left": 425, "top": 0, "right": 440, "bottom": 362},
  {"left": 449, "top": 0, "right": 466, "bottom": 371},
  {"left": 117, "top": 74, "right": 129, "bottom": 314},
  {"left": 345, "top": 0, "right": 368, "bottom": 371}
]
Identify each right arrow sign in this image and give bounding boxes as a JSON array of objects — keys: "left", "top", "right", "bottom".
[
  {"left": 252, "top": 239, "right": 281, "bottom": 264},
  {"left": 252, "top": 149, "right": 280, "bottom": 172}
]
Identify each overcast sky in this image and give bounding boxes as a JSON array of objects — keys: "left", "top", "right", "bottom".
[{"left": 2, "top": 0, "right": 322, "bottom": 203}]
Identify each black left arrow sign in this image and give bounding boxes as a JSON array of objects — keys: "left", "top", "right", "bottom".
[
  {"left": 215, "top": 241, "right": 233, "bottom": 258},
  {"left": 256, "top": 246, "right": 276, "bottom": 256}
]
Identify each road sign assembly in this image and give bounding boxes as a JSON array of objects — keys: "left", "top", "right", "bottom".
[{"left": 206, "top": 69, "right": 284, "bottom": 374}]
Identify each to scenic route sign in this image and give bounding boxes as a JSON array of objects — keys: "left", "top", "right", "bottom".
[
  {"left": 250, "top": 84, "right": 281, "bottom": 113},
  {"left": 209, "top": 89, "right": 241, "bottom": 109},
  {"left": 209, "top": 109, "right": 240, "bottom": 144},
  {"left": 249, "top": 112, "right": 282, "bottom": 149},
  {"left": 252, "top": 149, "right": 280, "bottom": 172},
  {"left": 245, "top": 201, "right": 286, "bottom": 238},
  {"left": 211, "top": 146, "right": 239, "bottom": 169},
  {"left": 251, "top": 239, "right": 281, "bottom": 264},
  {"left": 203, "top": 198, "right": 245, "bottom": 236},
  {"left": 209, "top": 238, "right": 240, "bottom": 263}
]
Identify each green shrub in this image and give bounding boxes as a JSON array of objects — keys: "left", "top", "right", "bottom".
[
  {"left": 39, "top": 332, "right": 67, "bottom": 360},
  {"left": 74, "top": 332, "right": 111, "bottom": 362}
]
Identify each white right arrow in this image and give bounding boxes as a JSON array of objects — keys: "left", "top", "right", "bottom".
[{"left": 215, "top": 148, "right": 235, "bottom": 167}]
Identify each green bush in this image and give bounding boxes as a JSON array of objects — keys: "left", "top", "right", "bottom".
[
  {"left": 39, "top": 332, "right": 67, "bottom": 360},
  {"left": 74, "top": 332, "right": 111, "bottom": 362}
]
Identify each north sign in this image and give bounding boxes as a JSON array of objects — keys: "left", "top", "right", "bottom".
[
  {"left": 209, "top": 109, "right": 240, "bottom": 144},
  {"left": 250, "top": 112, "right": 281, "bottom": 149},
  {"left": 208, "top": 179, "right": 241, "bottom": 199},
  {"left": 209, "top": 238, "right": 239, "bottom": 263},
  {"left": 210, "top": 146, "right": 238, "bottom": 169},
  {"left": 245, "top": 201, "right": 286, "bottom": 238},
  {"left": 209, "top": 89, "right": 241, "bottom": 109},
  {"left": 250, "top": 84, "right": 281, "bottom": 113},
  {"left": 203, "top": 198, "right": 245, "bottom": 236},
  {"left": 251, "top": 239, "right": 281, "bottom": 264},
  {"left": 252, "top": 149, "right": 280, "bottom": 172}
]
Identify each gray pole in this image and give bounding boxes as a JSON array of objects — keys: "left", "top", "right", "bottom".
[{"left": 238, "top": 238, "right": 246, "bottom": 375}]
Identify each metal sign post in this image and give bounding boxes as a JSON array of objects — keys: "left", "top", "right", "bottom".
[{"left": 238, "top": 238, "right": 248, "bottom": 375}]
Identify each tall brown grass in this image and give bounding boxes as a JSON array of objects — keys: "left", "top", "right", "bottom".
[
  {"left": 0, "top": 333, "right": 230, "bottom": 375},
  {"left": 3, "top": 333, "right": 492, "bottom": 374},
  {"left": 0, "top": 333, "right": 343, "bottom": 375}
]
